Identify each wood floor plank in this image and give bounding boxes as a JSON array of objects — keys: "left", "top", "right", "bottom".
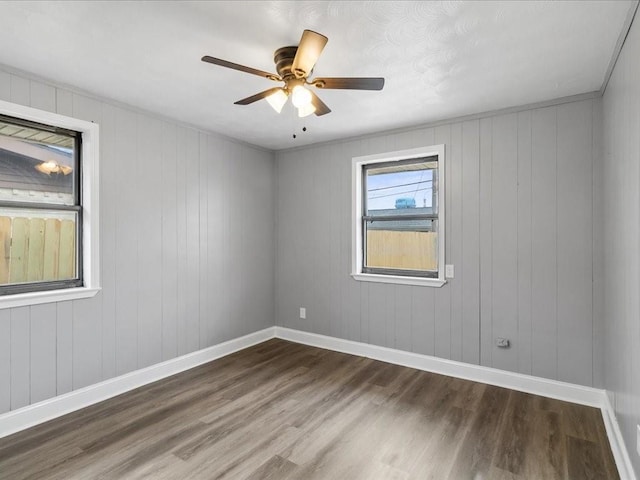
[
  {"left": 0, "top": 339, "right": 619, "bottom": 480},
  {"left": 566, "top": 435, "right": 612, "bottom": 480},
  {"left": 523, "top": 409, "right": 567, "bottom": 479},
  {"left": 446, "top": 384, "right": 511, "bottom": 479},
  {"left": 245, "top": 455, "right": 299, "bottom": 480},
  {"left": 408, "top": 405, "right": 473, "bottom": 479},
  {"left": 493, "top": 390, "right": 534, "bottom": 475}
]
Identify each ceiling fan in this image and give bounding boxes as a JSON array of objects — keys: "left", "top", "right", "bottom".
[{"left": 201, "top": 30, "right": 384, "bottom": 118}]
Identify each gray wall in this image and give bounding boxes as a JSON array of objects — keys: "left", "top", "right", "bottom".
[
  {"left": 0, "top": 68, "right": 276, "bottom": 414},
  {"left": 276, "top": 97, "right": 602, "bottom": 388},
  {"left": 602, "top": 11, "right": 640, "bottom": 478}
]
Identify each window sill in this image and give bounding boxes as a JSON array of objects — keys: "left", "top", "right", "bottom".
[
  {"left": 0, "top": 286, "right": 101, "bottom": 309},
  {"left": 351, "top": 272, "right": 446, "bottom": 288}
]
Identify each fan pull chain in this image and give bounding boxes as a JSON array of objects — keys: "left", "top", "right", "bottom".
[{"left": 292, "top": 126, "right": 307, "bottom": 139}]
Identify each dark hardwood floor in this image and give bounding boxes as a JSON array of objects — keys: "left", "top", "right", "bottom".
[{"left": 0, "top": 339, "right": 618, "bottom": 479}]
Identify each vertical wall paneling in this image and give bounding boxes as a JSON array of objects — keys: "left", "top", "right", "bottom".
[
  {"left": 556, "top": 101, "right": 594, "bottom": 386},
  {"left": 328, "top": 145, "right": 343, "bottom": 340},
  {"left": 175, "top": 126, "right": 189, "bottom": 356},
  {"left": 198, "top": 133, "right": 210, "bottom": 347},
  {"left": 10, "top": 307, "right": 30, "bottom": 409},
  {"left": 274, "top": 152, "right": 298, "bottom": 330},
  {"left": 0, "top": 310, "right": 10, "bottom": 413},
  {"left": 205, "top": 138, "right": 224, "bottom": 345},
  {"left": 56, "top": 301, "right": 73, "bottom": 395},
  {"left": 367, "top": 283, "right": 388, "bottom": 348},
  {"left": 395, "top": 285, "right": 412, "bottom": 352},
  {"left": 339, "top": 144, "right": 360, "bottom": 343},
  {"left": 602, "top": 12, "right": 640, "bottom": 476},
  {"left": 531, "top": 106, "right": 558, "bottom": 380},
  {"left": 0, "top": 71, "right": 9, "bottom": 100},
  {"left": 297, "top": 148, "right": 313, "bottom": 333},
  {"left": 311, "top": 147, "right": 332, "bottom": 338},
  {"left": 461, "top": 120, "right": 480, "bottom": 365},
  {"left": 516, "top": 111, "right": 533, "bottom": 376},
  {"left": 10, "top": 75, "right": 29, "bottom": 106},
  {"left": 100, "top": 103, "right": 117, "bottom": 379},
  {"left": 185, "top": 128, "right": 200, "bottom": 353},
  {"left": 29, "top": 303, "right": 56, "bottom": 404},
  {"left": 479, "top": 117, "right": 493, "bottom": 367},
  {"left": 411, "top": 285, "right": 435, "bottom": 356},
  {"left": 218, "top": 138, "right": 232, "bottom": 342},
  {"left": 114, "top": 107, "right": 139, "bottom": 375},
  {"left": 55, "top": 89, "right": 73, "bottom": 117},
  {"left": 449, "top": 123, "right": 463, "bottom": 361},
  {"left": 359, "top": 280, "right": 370, "bottom": 344},
  {"left": 591, "top": 100, "right": 604, "bottom": 389},
  {"left": 160, "top": 122, "right": 178, "bottom": 361},
  {"left": 226, "top": 143, "right": 242, "bottom": 336},
  {"left": 29, "top": 82, "right": 55, "bottom": 112},
  {"left": 490, "top": 114, "right": 519, "bottom": 371},
  {"left": 136, "top": 115, "right": 163, "bottom": 368},
  {"left": 72, "top": 297, "right": 101, "bottom": 390}
]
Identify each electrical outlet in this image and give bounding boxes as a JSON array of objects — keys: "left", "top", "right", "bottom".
[
  {"left": 636, "top": 425, "right": 640, "bottom": 457},
  {"left": 299, "top": 307, "right": 306, "bottom": 319},
  {"left": 445, "top": 264, "right": 454, "bottom": 278}
]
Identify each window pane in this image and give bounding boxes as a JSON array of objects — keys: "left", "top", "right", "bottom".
[
  {"left": 0, "top": 118, "right": 76, "bottom": 206},
  {"left": 0, "top": 208, "right": 77, "bottom": 285},
  {"left": 365, "top": 159, "right": 437, "bottom": 215},
  {"left": 365, "top": 218, "right": 438, "bottom": 273}
]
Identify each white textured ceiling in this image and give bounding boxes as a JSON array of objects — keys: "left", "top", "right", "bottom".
[{"left": 0, "top": 1, "right": 633, "bottom": 150}]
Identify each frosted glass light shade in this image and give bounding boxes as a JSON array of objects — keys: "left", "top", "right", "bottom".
[
  {"left": 297, "top": 103, "right": 316, "bottom": 118},
  {"left": 291, "top": 85, "right": 312, "bottom": 108},
  {"left": 266, "top": 89, "right": 288, "bottom": 113}
]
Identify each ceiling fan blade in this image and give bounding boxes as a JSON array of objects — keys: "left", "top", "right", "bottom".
[
  {"left": 313, "top": 77, "right": 385, "bottom": 90},
  {"left": 309, "top": 90, "right": 331, "bottom": 116},
  {"left": 201, "top": 56, "right": 280, "bottom": 81},
  {"left": 291, "top": 30, "right": 328, "bottom": 79},
  {"left": 234, "top": 87, "right": 284, "bottom": 105}
]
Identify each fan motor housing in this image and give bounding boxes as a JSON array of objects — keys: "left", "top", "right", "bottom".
[{"left": 274, "top": 46, "right": 300, "bottom": 79}]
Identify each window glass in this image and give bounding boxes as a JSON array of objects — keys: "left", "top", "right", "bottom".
[
  {"left": 363, "top": 158, "right": 438, "bottom": 277},
  {"left": 365, "top": 159, "right": 437, "bottom": 213},
  {"left": 0, "top": 119, "right": 76, "bottom": 205},
  {"left": 0, "top": 115, "right": 80, "bottom": 292}
]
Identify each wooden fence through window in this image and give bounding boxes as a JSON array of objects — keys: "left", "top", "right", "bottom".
[
  {"left": 367, "top": 230, "right": 438, "bottom": 271},
  {"left": 0, "top": 216, "right": 75, "bottom": 285}
]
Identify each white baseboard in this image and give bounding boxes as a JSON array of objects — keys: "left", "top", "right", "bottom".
[
  {"left": 0, "top": 326, "right": 276, "bottom": 439},
  {"left": 601, "top": 393, "right": 637, "bottom": 480},
  {"left": 275, "top": 327, "right": 604, "bottom": 407}
]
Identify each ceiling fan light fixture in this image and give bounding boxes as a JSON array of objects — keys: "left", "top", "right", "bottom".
[
  {"left": 266, "top": 88, "right": 288, "bottom": 113},
  {"left": 291, "top": 85, "right": 312, "bottom": 108},
  {"left": 202, "top": 29, "right": 383, "bottom": 120},
  {"left": 297, "top": 103, "right": 316, "bottom": 118},
  {"left": 35, "top": 160, "right": 72, "bottom": 175}
]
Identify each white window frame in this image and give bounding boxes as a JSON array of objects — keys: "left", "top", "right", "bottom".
[
  {"left": 352, "top": 144, "right": 446, "bottom": 287},
  {"left": 0, "top": 99, "right": 100, "bottom": 308}
]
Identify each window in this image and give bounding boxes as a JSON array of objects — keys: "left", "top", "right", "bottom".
[
  {"left": 352, "top": 145, "right": 445, "bottom": 287},
  {"left": 0, "top": 100, "right": 99, "bottom": 308}
]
